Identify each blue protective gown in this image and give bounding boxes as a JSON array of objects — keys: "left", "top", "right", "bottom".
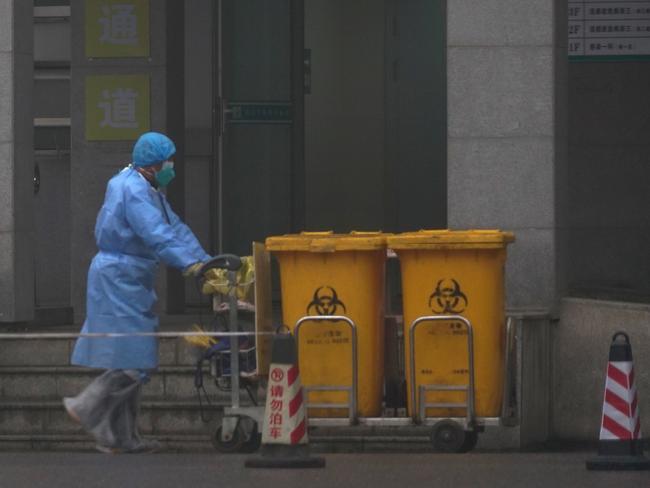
[{"left": 71, "top": 166, "right": 211, "bottom": 370}]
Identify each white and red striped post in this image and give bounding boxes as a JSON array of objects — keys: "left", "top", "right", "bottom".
[
  {"left": 587, "top": 332, "right": 650, "bottom": 471},
  {"left": 261, "top": 361, "right": 306, "bottom": 446},
  {"left": 245, "top": 332, "right": 325, "bottom": 469}
]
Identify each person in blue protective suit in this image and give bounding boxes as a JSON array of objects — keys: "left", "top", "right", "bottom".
[{"left": 63, "top": 132, "right": 211, "bottom": 454}]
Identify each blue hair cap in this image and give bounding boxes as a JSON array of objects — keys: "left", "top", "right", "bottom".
[{"left": 132, "top": 132, "right": 176, "bottom": 167}]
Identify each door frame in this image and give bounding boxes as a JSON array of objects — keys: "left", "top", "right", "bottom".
[{"left": 290, "top": 0, "right": 306, "bottom": 232}]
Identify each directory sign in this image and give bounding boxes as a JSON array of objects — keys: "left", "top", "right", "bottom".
[{"left": 569, "top": 1, "right": 650, "bottom": 59}]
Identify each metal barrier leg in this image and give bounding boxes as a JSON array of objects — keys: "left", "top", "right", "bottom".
[
  {"left": 295, "top": 315, "right": 358, "bottom": 424},
  {"left": 409, "top": 315, "right": 476, "bottom": 428}
]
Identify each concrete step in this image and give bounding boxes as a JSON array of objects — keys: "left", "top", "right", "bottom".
[
  {"left": 0, "top": 337, "right": 202, "bottom": 367},
  {"left": 0, "top": 365, "right": 226, "bottom": 401},
  {"left": 0, "top": 338, "right": 263, "bottom": 451},
  {"left": 0, "top": 432, "right": 435, "bottom": 453},
  {"left": 0, "top": 399, "right": 236, "bottom": 436}
]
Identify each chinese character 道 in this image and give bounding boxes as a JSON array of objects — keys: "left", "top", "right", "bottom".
[
  {"left": 99, "top": 4, "right": 138, "bottom": 46},
  {"left": 98, "top": 88, "right": 139, "bottom": 129}
]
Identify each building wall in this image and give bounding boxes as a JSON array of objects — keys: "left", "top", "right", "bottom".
[
  {"left": 33, "top": 7, "right": 72, "bottom": 321},
  {"left": 446, "top": 0, "right": 567, "bottom": 446},
  {"left": 447, "top": 0, "right": 568, "bottom": 313},
  {"left": 0, "top": 0, "right": 34, "bottom": 323},
  {"left": 69, "top": 0, "right": 169, "bottom": 321},
  {"left": 554, "top": 298, "right": 650, "bottom": 440},
  {"left": 558, "top": 12, "right": 650, "bottom": 441},
  {"left": 6, "top": 6, "right": 645, "bottom": 318}
]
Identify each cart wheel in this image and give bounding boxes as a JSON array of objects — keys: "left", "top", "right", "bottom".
[
  {"left": 430, "top": 420, "right": 470, "bottom": 453},
  {"left": 212, "top": 423, "right": 246, "bottom": 453}
]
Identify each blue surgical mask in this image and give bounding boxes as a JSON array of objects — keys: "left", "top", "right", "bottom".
[{"left": 155, "top": 161, "right": 175, "bottom": 187}]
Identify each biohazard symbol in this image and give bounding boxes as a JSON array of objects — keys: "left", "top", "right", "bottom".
[
  {"left": 429, "top": 279, "right": 468, "bottom": 314},
  {"left": 307, "top": 286, "right": 347, "bottom": 316}
]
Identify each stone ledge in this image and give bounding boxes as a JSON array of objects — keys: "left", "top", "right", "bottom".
[
  {"left": 0, "top": 399, "right": 246, "bottom": 410},
  {"left": 0, "top": 365, "right": 203, "bottom": 374}
]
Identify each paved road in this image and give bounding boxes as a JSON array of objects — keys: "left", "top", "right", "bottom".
[{"left": 0, "top": 451, "right": 648, "bottom": 488}]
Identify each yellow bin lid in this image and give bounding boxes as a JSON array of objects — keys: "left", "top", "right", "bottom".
[
  {"left": 266, "top": 231, "right": 389, "bottom": 252},
  {"left": 387, "top": 229, "right": 515, "bottom": 250}
]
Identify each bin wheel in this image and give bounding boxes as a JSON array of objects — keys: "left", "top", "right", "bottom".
[
  {"left": 430, "top": 420, "right": 473, "bottom": 453},
  {"left": 212, "top": 423, "right": 246, "bottom": 453}
]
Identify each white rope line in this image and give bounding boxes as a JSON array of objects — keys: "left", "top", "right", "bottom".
[{"left": 0, "top": 331, "right": 277, "bottom": 340}]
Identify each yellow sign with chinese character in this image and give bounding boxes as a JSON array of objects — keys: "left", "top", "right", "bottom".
[
  {"left": 86, "top": 0, "right": 150, "bottom": 58},
  {"left": 85, "top": 75, "right": 150, "bottom": 141}
]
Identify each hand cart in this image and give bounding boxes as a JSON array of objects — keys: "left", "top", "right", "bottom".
[
  {"left": 194, "top": 251, "right": 269, "bottom": 453},
  {"left": 294, "top": 313, "right": 518, "bottom": 453}
]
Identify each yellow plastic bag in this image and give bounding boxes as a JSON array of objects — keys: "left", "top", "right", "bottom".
[
  {"left": 183, "top": 323, "right": 218, "bottom": 349},
  {"left": 201, "top": 255, "right": 255, "bottom": 302}
]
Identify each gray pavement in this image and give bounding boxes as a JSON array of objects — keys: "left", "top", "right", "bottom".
[{"left": 0, "top": 451, "right": 648, "bottom": 488}]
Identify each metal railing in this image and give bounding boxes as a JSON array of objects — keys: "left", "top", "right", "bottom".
[
  {"left": 294, "top": 315, "right": 358, "bottom": 424},
  {"left": 409, "top": 315, "right": 475, "bottom": 426}
]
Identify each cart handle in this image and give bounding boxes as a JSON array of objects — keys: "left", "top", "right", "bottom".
[{"left": 199, "top": 254, "right": 242, "bottom": 275}]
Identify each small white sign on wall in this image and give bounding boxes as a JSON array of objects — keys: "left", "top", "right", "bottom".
[{"left": 569, "top": 1, "right": 650, "bottom": 59}]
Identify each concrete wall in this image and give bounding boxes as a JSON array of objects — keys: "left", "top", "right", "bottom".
[
  {"left": 476, "top": 313, "right": 552, "bottom": 449},
  {"left": 446, "top": 0, "right": 568, "bottom": 313},
  {"left": 554, "top": 298, "right": 650, "bottom": 440},
  {"left": 0, "top": 1, "right": 34, "bottom": 323},
  {"left": 568, "top": 63, "right": 650, "bottom": 301},
  {"left": 69, "top": 1, "right": 168, "bottom": 321},
  {"left": 518, "top": 316, "right": 552, "bottom": 445}
]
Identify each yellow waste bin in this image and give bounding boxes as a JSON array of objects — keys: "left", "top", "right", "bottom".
[
  {"left": 386, "top": 230, "right": 514, "bottom": 419},
  {"left": 265, "top": 231, "right": 388, "bottom": 418}
]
